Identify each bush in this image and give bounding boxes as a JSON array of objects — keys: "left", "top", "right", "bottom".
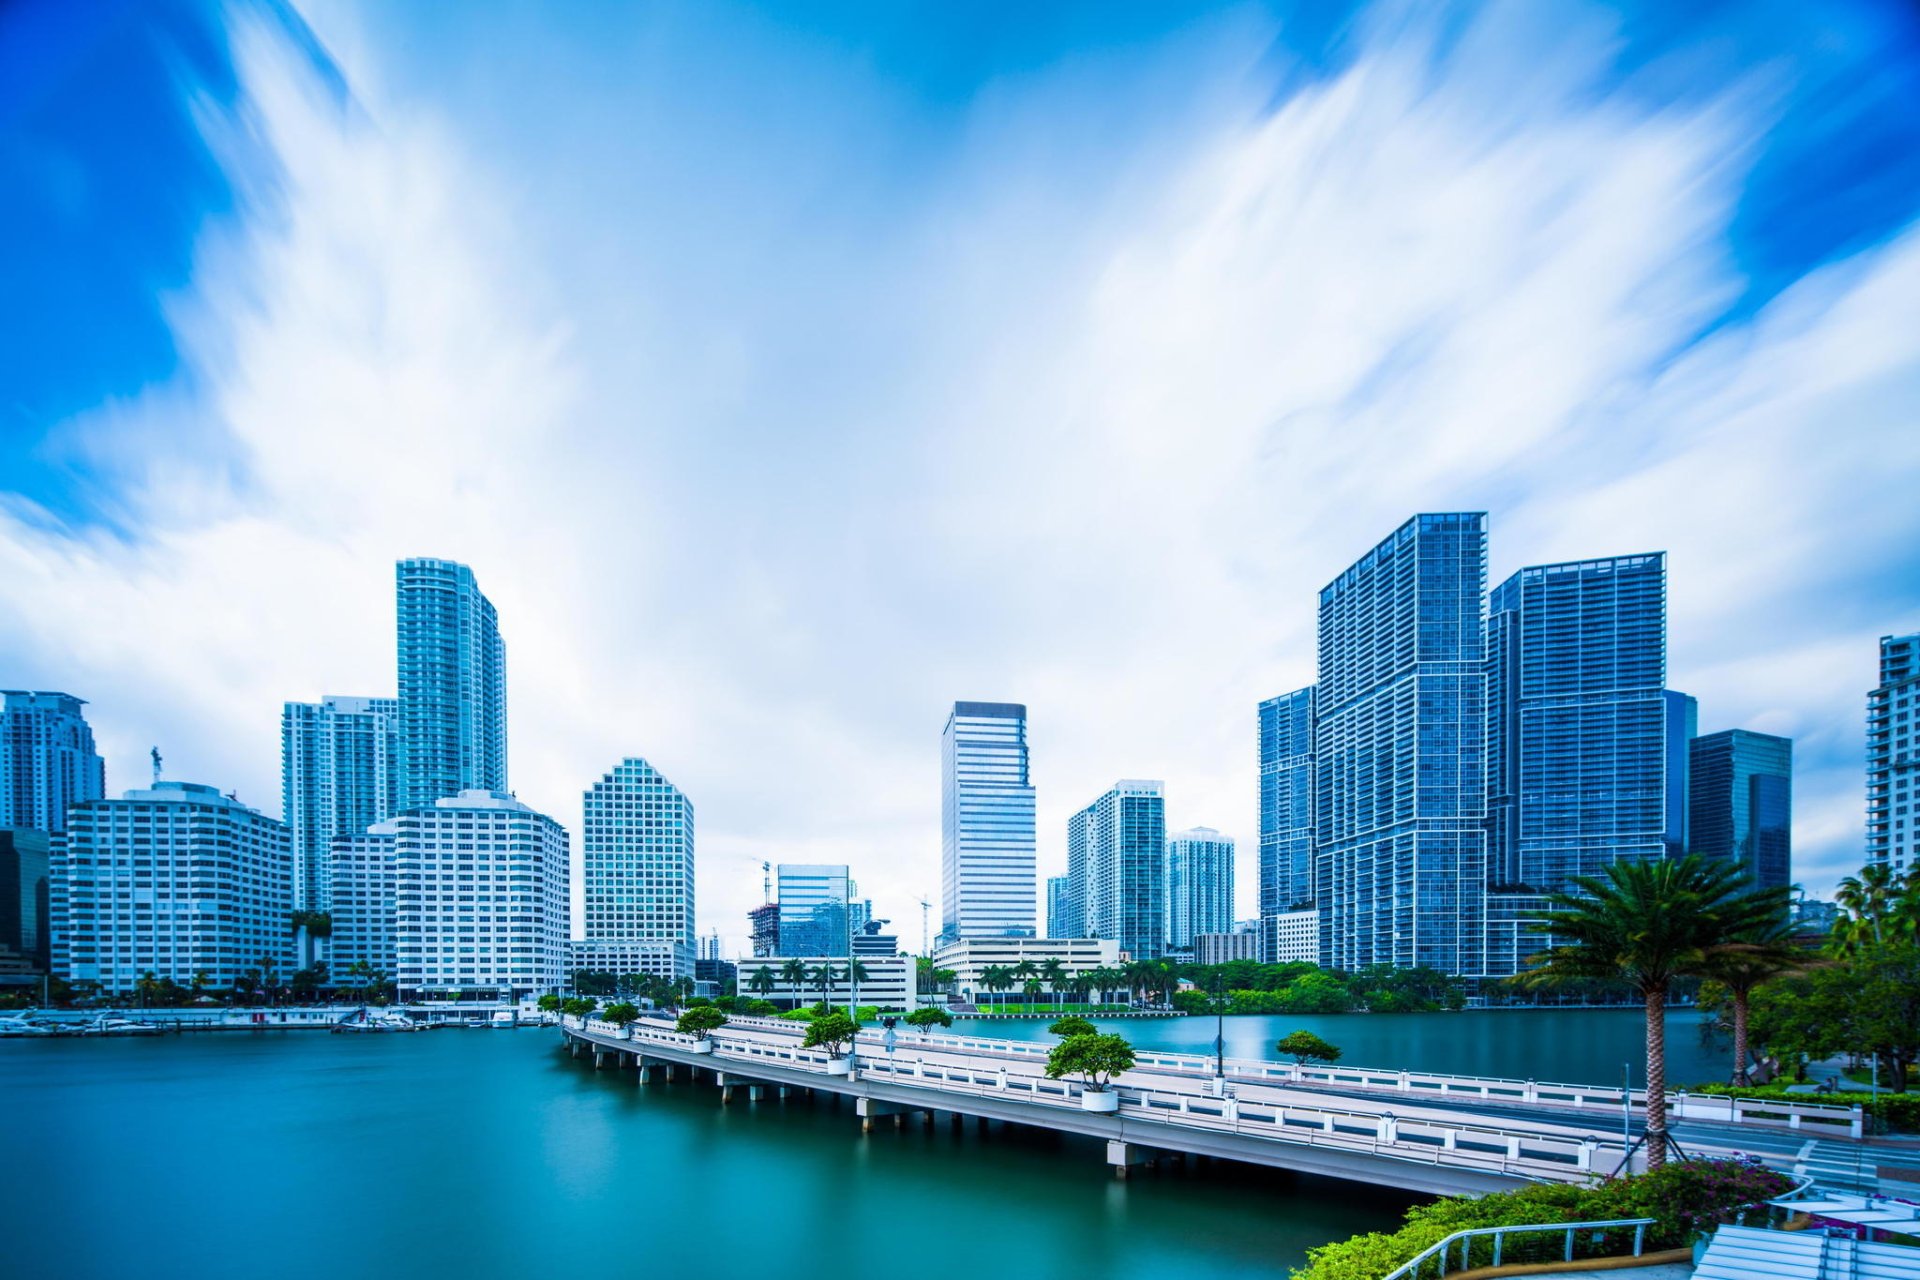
[
  {"left": 778, "top": 1006, "right": 817, "bottom": 1022},
  {"left": 1045, "top": 1033, "right": 1136, "bottom": 1092},
  {"left": 1170, "top": 989, "right": 1213, "bottom": 1015},
  {"left": 906, "top": 1007, "right": 953, "bottom": 1034},
  {"left": 675, "top": 1006, "right": 727, "bottom": 1040},
  {"left": 600, "top": 1001, "right": 640, "bottom": 1026},
  {"left": 802, "top": 1012, "right": 859, "bottom": 1058},
  {"left": 740, "top": 999, "right": 779, "bottom": 1017},
  {"left": 1683, "top": 1083, "right": 1918, "bottom": 1133},
  {"left": 1277, "top": 1030, "right": 1341, "bottom": 1065},
  {"left": 1048, "top": 1015, "right": 1097, "bottom": 1039}
]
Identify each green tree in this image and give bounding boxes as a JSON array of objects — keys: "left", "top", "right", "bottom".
[
  {"left": 1048, "top": 1015, "right": 1097, "bottom": 1039},
  {"left": 1277, "top": 1029, "right": 1342, "bottom": 1065},
  {"left": 905, "top": 1006, "right": 952, "bottom": 1037},
  {"left": 746, "top": 966, "right": 777, "bottom": 999},
  {"left": 676, "top": 1006, "right": 728, "bottom": 1041},
  {"left": 602, "top": 1001, "right": 641, "bottom": 1028},
  {"left": 1519, "top": 855, "right": 1782, "bottom": 1166},
  {"left": 1692, "top": 913, "right": 1808, "bottom": 1086},
  {"left": 802, "top": 1011, "right": 859, "bottom": 1059},
  {"left": 1039, "top": 958, "right": 1068, "bottom": 1004},
  {"left": 1045, "top": 1033, "right": 1135, "bottom": 1093},
  {"left": 1282, "top": 970, "right": 1356, "bottom": 1014},
  {"left": 536, "top": 993, "right": 563, "bottom": 1021},
  {"left": 779, "top": 958, "right": 809, "bottom": 1007}
]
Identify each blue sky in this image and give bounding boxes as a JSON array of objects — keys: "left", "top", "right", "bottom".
[{"left": 3, "top": 0, "right": 1918, "bottom": 947}]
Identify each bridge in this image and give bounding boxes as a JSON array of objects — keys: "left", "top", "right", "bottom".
[{"left": 557, "top": 1014, "right": 1863, "bottom": 1196}]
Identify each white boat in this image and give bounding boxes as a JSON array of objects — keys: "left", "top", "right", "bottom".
[
  {"left": 0, "top": 1015, "right": 55, "bottom": 1038},
  {"left": 78, "top": 1015, "right": 166, "bottom": 1037},
  {"left": 332, "top": 1008, "right": 423, "bottom": 1033},
  {"left": 490, "top": 1010, "right": 517, "bottom": 1029}
]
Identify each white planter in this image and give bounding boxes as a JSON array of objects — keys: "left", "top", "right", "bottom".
[
  {"left": 1081, "top": 1089, "right": 1120, "bottom": 1113},
  {"left": 685, "top": 1040, "right": 713, "bottom": 1054},
  {"left": 825, "top": 1058, "right": 852, "bottom": 1076}
]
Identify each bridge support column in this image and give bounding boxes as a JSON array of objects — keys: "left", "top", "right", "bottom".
[
  {"left": 748, "top": 1085, "right": 766, "bottom": 1103},
  {"left": 857, "top": 1097, "right": 930, "bottom": 1133},
  {"left": 1106, "top": 1140, "right": 1154, "bottom": 1179},
  {"left": 593, "top": 1049, "right": 608, "bottom": 1070}
]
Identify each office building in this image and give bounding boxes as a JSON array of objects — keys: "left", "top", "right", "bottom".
[
  {"left": 566, "top": 939, "right": 691, "bottom": 984},
  {"left": 1045, "top": 874, "right": 1072, "bottom": 939},
  {"left": 1266, "top": 908, "right": 1318, "bottom": 964},
  {"left": 281, "top": 695, "right": 399, "bottom": 912},
  {"left": 327, "top": 821, "right": 397, "bottom": 981},
  {"left": 580, "top": 758, "right": 694, "bottom": 980},
  {"left": 1868, "top": 634, "right": 1920, "bottom": 876},
  {"left": 0, "top": 829, "right": 51, "bottom": 976},
  {"left": 52, "top": 782, "right": 293, "bottom": 992},
  {"left": 776, "top": 864, "right": 851, "bottom": 957},
  {"left": 395, "top": 558, "right": 508, "bottom": 813},
  {"left": 0, "top": 691, "right": 104, "bottom": 834},
  {"left": 852, "top": 918, "right": 900, "bottom": 957},
  {"left": 393, "top": 790, "right": 566, "bottom": 999},
  {"left": 1075, "top": 779, "right": 1167, "bottom": 960},
  {"left": 1690, "top": 730, "right": 1792, "bottom": 893},
  {"left": 1194, "top": 930, "right": 1259, "bottom": 965},
  {"left": 732, "top": 954, "right": 916, "bottom": 1012},
  {"left": 1315, "top": 513, "right": 1488, "bottom": 975},
  {"left": 1257, "top": 686, "right": 1315, "bottom": 939},
  {"left": 1166, "top": 826, "right": 1234, "bottom": 950},
  {"left": 940, "top": 701, "right": 1036, "bottom": 940},
  {"left": 930, "top": 936, "right": 1121, "bottom": 1004}
]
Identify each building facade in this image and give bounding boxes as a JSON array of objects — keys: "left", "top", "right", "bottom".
[
  {"left": 0, "top": 829, "right": 51, "bottom": 976},
  {"left": 929, "top": 936, "right": 1121, "bottom": 1004},
  {"left": 580, "top": 758, "right": 694, "bottom": 979},
  {"left": 327, "top": 821, "right": 398, "bottom": 981},
  {"left": 393, "top": 790, "right": 566, "bottom": 999},
  {"left": 281, "top": 695, "right": 399, "bottom": 912},
  {"left": 0, "top": 690, "right": 104, "bottom": 834},
  {"left": 52, "top": 782, "right": 294, "bottom": 992},
  {"left": 1194, "top": 930, "right": 1259, "bottom": 965},
  {"left": 940, "top": 701, "right": 1036, "bottom": 940},
  {"left": 1265, "top": 908, "right": 1319, "bottom": 964},
  {"left": 776, "top": 864, "right": 851, "bottom": 957},
  {"left": 732, "top": 954, "right": 916, "bottom": 1011},
  {"left": 566, "top": 939, "right": 693, "bottom": 985},
  {"left": 1868, "top": 634, "right": 1920, "bottom": 876},
  {"left": 1045, "top": 874, "right": 1072, "bottom": 939},
  {"left": 1690, "top": 729, "right": 1792, "bottom": 893},
  {"left": 1076, "top": 779, "right": 1167, "bottom": 960},
  {"left": 1257, "top": 686, "right": 1315, "bottom": 936},
  {"left": 1166, "top": 826, "right": 1234, "bottom": 950},
  {"left": 1315, "top": 513, "right": 1489, "bottom": 975},
  {"left": 395, "top": 558, "right": 508, "bottom": 814}
]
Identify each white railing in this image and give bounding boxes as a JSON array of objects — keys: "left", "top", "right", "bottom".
[{"left": 1382, "top": 1217, "right": 1655, "bottom": 1280}]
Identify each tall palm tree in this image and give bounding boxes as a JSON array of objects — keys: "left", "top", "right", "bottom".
[
  {"left": 746, "top": 966, "right": 776, "bottom": 999},
  {"left": 1519, "top": 855, "right": 1782, "bottom": 1168},
  {"left": 1039, "top": 959, "right": 1068, "bottom": 1006},
  {"left": 1692, "top": 901, "right": 1805, "bottom": 1086},
  {"left": 809, "top": 964, "right": 838, "bottom": 1007},
  {"left": 1011, "top": 959, "right": 1039, "bottom": 999},
  {"left": 779, "top": 958, "right": 809, "bottom": 1008},
  {"left": 978, "top": 965, "right": 1011, "bottom": 1008},
  {"left": 1022, "top": 977, "right": 1043, "bottom": 1006}
]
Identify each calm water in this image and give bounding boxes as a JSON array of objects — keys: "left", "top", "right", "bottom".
[{"left": 0, "top": 1010, "right": 1717, "bottom": 1280}]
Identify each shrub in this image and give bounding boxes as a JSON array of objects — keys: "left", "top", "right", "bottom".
[
  {"left": 906, "top": 1007, "right": 953, "bottom": 1035},
  {"left": 1277, "top": 1030, "right": 1342, "bottom": 1065},
  {"left": 1048, "top": 1015, "right": 1097, "bottom": 1039},
  {"left": 740, "top": 999, "right": 779, "bottom": 1017},
  {"left": 802, "top": 1012, "right": 859, "bottom": 1058},
  {"left": 600, "top": 1001, "right": 640, "bottom": 1027},
  {"left": 1683, "top": 1083, "right": 1918, "bottom": 1133},
  {"left": 1045, "top": 1033, "right": 1135, "bottom": 1092},
  {"left": 675, "top": 1006, "right": 727, "bottom": 1040}
]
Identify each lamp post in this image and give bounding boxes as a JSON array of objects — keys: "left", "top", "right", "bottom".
[{"left": 1212, "top": 972, "right": 1227, "bottom": 1081}]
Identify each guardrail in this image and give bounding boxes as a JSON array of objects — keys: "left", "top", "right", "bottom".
[{"left": 1382, "top": 1217, "right": 1655, "bottom": 1280}]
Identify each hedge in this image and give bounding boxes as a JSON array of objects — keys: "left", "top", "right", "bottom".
[
  {"left": 1291, "top": 1161, "right": 1792, "bottom": 1280},
  {"left": 1684, "top": 1083, "right": 1920, "bottom": 1133}
]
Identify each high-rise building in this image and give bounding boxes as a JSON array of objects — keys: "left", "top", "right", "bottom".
[
  {"left": 328, "top": 820, "right": 398, "bottom": 982},
  {"left": 776, "top": 864, "right": 850, "bottom": 957},
  {"left": 1690, "top": 730, "right": 1792, "bottom": 893},
  {"left": 1315, "top": 513, "right": 1488, "bottom": 975},
  {"left": 1664, "top": 690, "right": 1698, "bottom": 854},
  {"left": 1484, "top": 554, "right": 1673, "bottom": 894},
  {"left": 747, "top": 903, "right": 780, "bottom": 957},
  {"left": 395, "top": 558, "right": 507, "bottom": 814},
  {"left": 1868, "top": 634, "right": 1920, "bottom": 876},
  {"left": 940, "top": 701, "right": 1036, "bottom": 940},
  {"left": 1257, "top": 687, "right": 1315, "bottom": 932},
  {"left": 579, "top": 758, "right": 694, "bottom": 980},
  {"left": 1166, "top": 826, "right": 1234, "bottom": 951},
  {"left": 1045, "top": 874, "right": 1072, "bottom": 939},
  {"left": 0, "top": 829, "right": 51, "bottom": 976},
  {"left": 281, "top": 696, "right": 399, "bottom": 912},
  {"left": 393, "top": 790, "right": 566, "bottom": 999},
  {"left": 0, "top": 691, "right": 104, "bottom": 834},
  {"left": 53, "top": 782, "right": 293, "bottom": 992},
  {"left": 1076, "top": 779, "right": 1167, "bottom": 960}
]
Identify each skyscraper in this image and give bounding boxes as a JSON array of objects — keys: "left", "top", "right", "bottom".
[
  {"left": 1868, "top": 634, "right": 1919, "bottom": 876},
  {"left": 1315, "top": 513, "right": 1488, "bottom": 975},
  {"left": 1077, "top": 779, "right": 1167, "bottom": 960},
  {"left": 1045, "top": 874, "right": 1071, "bottom": 939},
  {"left": 575, "top": 758, "right": 695, "bottom": 980},
  {"left": 775, "top": 863, "right": 850, "bottom": 956},
  {"left": 328, "top": 821, "right": 398, "bottom": 983},
  {"left": 0, "top": 829, "right": 51, "bottom": 976},
  {"left": 940, "top": 701, "right": 1036, "bottom": 940},
  {"left": 281, "top": 695, "right": 399, "bottom": 911},
  {"left": 1166, "top": 826, "right": 1234, "bottom": 951},
  {"left": 0, "top": 691, "right": 104, "bottom": 834},
  {"left": 1257, "top": 687, "right": 1315, "bottom": 918},
  {"left": 395, "top": 558, "right": 507, "bottom": 814},
  {"left": 1690, "top": 730, "right": 1792, "bottom": 893}
]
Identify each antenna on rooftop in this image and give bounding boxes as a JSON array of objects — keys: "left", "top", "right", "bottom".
[
  {"left": 761, "top": 861, "right": 772, "bottom": 903},
  {"left": 151, "top": 746, "right": 162, "bottom": 786},
  {"left": 917, "top": 896, "right": 931, "bottom": 956}
]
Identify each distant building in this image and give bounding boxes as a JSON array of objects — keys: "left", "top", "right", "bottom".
[
  {"left": 1166, "top": 827, "right": 1234, "bottom": 951},
  {"left": 328, "top": 820, "right": 398, "bottom": 981},
  {"left": 693, "top": 955, "right": 736, "bottom": 990},
  {"left": 1045, "top": 874, "right": 1073, "bottom": 939},
  {"left": 1690, "top": 730, "right": 1792, "bottom": 893},
  {"left": 852, "top": 919, "right": 899, "bottom": 957},
  {"left": 1265, "top": 908, "right": 1318, "bottom": 964},
  {"left": 281, "top": 695, "right": 399, "bottom": 912},
  {"left": 394, "top": 790, "right": 566, "bottom": 999},
  {"left": 747, "top": 903, "right": 780, "bottom": 957},
  {"left": 0, "top": 691, "right": 104, "bottom": 834},
  {"left": 53, "top": 782, "right": 293, "bottom": 993},
  {"left": 731, "top": 954, "right": 916, "bottom": 1012},
  {"left": 0, "top": 829, "right": 51, "bottom": 978},
  {"left": 1868, "top": 633, "right": 1920, "bottom": 876},
  {"left": 941, "top": 701, "right": 1037, "bottom": 940},
  {"left": 1194, "top": 931, "right": 1259, "bottom": 965},
  {"left": 580, "top": 758, "right": 694, "bottom": 980},
  {"left": 930, "top": 937, "right": 1121, "bottom": 1005},
  {"left": 1257, "top": 686, "right": 1315, "bottom": 933},
  {"left": 1075, "top": 780, "right": 1167, "bottom": 960},
  {"left": 395, "top": 558, "right": 507, "bottom": 813},
  {"left": 776, "top": 864, "right": 850, "bottom": 957},
  {"left": 566, "top": 940, "right": 692, "bottom": 985}
]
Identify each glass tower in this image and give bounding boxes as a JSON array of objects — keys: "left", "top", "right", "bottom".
[
  {"left": 1867, "top": 634, "right": 1920, "bottom": 877},
  {"left": 1689, "top": 730, "right": 1792, "bottom": 893},
  {"left": 0, "top": 690, "right": 104, "bottom": 834},
  {"left": 395, "top": 558, "right": 507, "bottom": 814},
  {"left": 1166, "top": 826, "right": 1234, "bottom": 950},
  {"left": 1045, "top": 874, "right": 1071, "bottom": 939},
  {"left": 1077, "top": 779, "right": 1167, "bottom": 960},
  {"left": 1257, "top": 686, "right": 1315, "bottom": 918},
  {"left": 940, "top": 701, "right": 1036, "bottom": 940},
  {"left": 775, "top": 863, "right": 850, "bottom": 956},
  {"left": 1315, "top": 513, "right": 1488, "bottom": 975},
  {"left": 582, "top": 758, "right": 694, "bottom": 948},
  {"left": 281, "top": 695, "right": 399, "bottom": 911}
]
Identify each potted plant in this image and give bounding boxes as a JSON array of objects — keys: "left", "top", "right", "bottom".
[
  {"left": 601, "top": 1001, "right": 641, "bottom": 1038},
  {"left": 803, "top": 1011, "right": 859, "bottom": 1074},
  {"left": 904, "top": 1006, "right": 952, "bottom": 1039},
  {"left": 676, "top": 1005, "right": 727, "bottom": 1053},
  {"left": 1047, "top": 1032, "right": 1135, "bottom": 1111}
]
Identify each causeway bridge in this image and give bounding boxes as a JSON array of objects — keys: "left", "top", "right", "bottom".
[{"left": 558, "top": 1014, "right": 1862, "bottom": 1196}]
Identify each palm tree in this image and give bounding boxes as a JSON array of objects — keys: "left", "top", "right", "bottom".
[
  {"left": 1519, "top": 855, "right": 1783, "bottom": 1168},
  {"left": 1833, "top": 864, "right": 1914, "bottom": 953},
  {"left": 978, "top": 965, "right": 1011, "bottom": 1009},
  {"left": 1039, "top": 958, "right": 1068, "bottom": 1007},
  {"left": 809, "top": 964, "right": 838, "bottom": 1007},
  {"left": 1022, "top": 977, "right": 1043, "bottom": 1006},
  {"left": 779, "top": 958, "right": 809, "bottom": 1008},
  {"left": 1692, "top": 900, "right": 1805, "bottom": 1086},
  {"left": 1011, "top": 959, "right": 1039, "bottom": 1007},
  {"left": 746, "top": 966, "right": 777, "bottom": 999}
]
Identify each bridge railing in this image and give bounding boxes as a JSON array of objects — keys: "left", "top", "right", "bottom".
[{"left": 1379, "top": 1217, "right": 1655, "bottom": 1280}]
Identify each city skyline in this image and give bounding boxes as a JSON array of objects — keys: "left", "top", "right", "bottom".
[{"left": 5, "top": 2, "right": 1920, "bottom": 953}]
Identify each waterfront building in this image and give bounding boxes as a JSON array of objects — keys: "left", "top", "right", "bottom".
[
  {"left": 1257, "top": 686, "right": 1315, "bottom": 952},
  {"left": 1166, "top": 826, "right": 1234, "bottom": 950},
  {"left": 393, "top": 790, "right": 566, "bottom": 1000},
  {"left": 1194, "top": 930, "right": 1260, "bottom": 965},
  {"left": 940, "top": 701, "right": 1037, "bottom": 940},
  {"left": 566, "top": 939, "right": 692, "bottom": 985},
  {"left": 0, "top": 829, "right": 51, "bottom": 977},
  {"left": 1045, "top": 874, "right": 1072, "bottom": 939},
  {"left": 281, "top": 695, "right": 399, "bottom": 912},
  {"left": 0, "top": 690, "right": 104, "bottom": 834},
  {"left": 1315, "top": 513, "right": 1488, "bottom": 975},
  {"left": 1075, "top": 779, "right": 1167, "bottom": 960},
  {"left": 580, "top": 758, "right": 694, "bottom": 980},
  {"left": 395, "top": 558, "right": 508, "bottom": 814},
  {"left": 1689, "top": 729, "right": 1793, "bottom": 893},
  {"left": 732, "top": 953, "right": 916, "bottom": 1011},
  {"left": 327, "top": 820, "right": 398, "bottom": 980},
  {"left": 1868, "top": 634, "right": 1920, "bottom": 876},
  {"left": 52, "top": 782, "right": 293, "bottom": 992},
  {"left": 929, "top": 936, "right": 1121, "bottom": 1004},
  {"left": 1265, "top": 908, "right": 1318, "bottom": 964},
  {"left": 776, "top": 864, "right": 851, "bottom": 957}
]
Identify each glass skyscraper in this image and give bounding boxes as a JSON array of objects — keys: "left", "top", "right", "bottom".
[
  {"left": 1045, "top": 874, "right": 1071, "bottom": 939},
  {"left": 0, "top": 690, "right": 104, "bottom": 834},
  {"left": 395, "top": 558, "right": 507, "bottom": 814},
  {"left": 1075, "top": 779, "right": 1167, "bottom": 960},
  {"left": 775, "top": 863, "right": 850, "bottom": 957},
  {"left": 281, "top": 695, "right": 399, "bottom": 911},
  {"left": 1868, "top": 634, "right": 1919, "bottom": 877},
  {"left": 1690, "top": 729, "right": 1792, "bottom": 893},
  {"left": 1257, "top": 686, "right": 1315, "bottom": 920},
  {"left": 1166, "top": 826, "right": 1234, "bottom": 951},
  {"left": 1315, "top": 513, "right": 1487, "bottom": 975},
  {"left": 940, "top": 701, "right": 1036, "bottom": 940},
  {"left": 581, "top": 758, "right": 695, "bottom": 951}
]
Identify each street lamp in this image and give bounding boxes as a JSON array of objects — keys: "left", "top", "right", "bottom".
[{"left": 1212, "top": 972, "right": 1227, "bottom": 1081}]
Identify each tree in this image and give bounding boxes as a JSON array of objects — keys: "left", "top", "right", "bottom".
[
  {"left": 1281, "top": 971, "right": 1356, "bottom": 1014},
  {"left": 802, "top": 1011, "right": 859, "bottom": 1059},
  {"left": 536, "top": 994, "right": 563, "bottom": 1021},
  {"left": 1045, "top": 1033, "right": 1135, "bottom": 1093},
  {"left": 808, "top": 964, "right": 838, "bottom": 1006},
  {"left": 905, "top": 1007, "right": 952, "bottom": 1038},
  {"left": 1022, "top": 977, "right": 1043, "bottom": 1005},
  {"left": 1691, "top": 905, "right": 1806, "bottom": 1086},
  {"left": 977, "top": 965, "right": 1011, "bottom": 1008},
  {"left": 1049, "top": 1015, "right": 1097, "bottom": 1039},
  {"left": 778, "top": 958, "right": 809, "bottom": 1007},
  {"left": 561, "top": 996, "right": 599, "bottom": 1021},
  {"left": 1277, "top": 1029, "right": 1342, "bottom": 1065},
  {"left": 676, "top": 1006, "right": 728, "bottom": 1041},
  {"left": 1039, "top": 958, "right": 1068, "bottom": 1005},
  {"left": 746, "top": 966, "right": 777, "bottom": 999},
  {"left": 602, "top": 1001, "right": 641, "bottom": 1028},
  {"left": 1518, "top": 855, "right": 1782, "bottom": 1167}
]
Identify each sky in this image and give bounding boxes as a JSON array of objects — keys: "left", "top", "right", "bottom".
[{"left": 3, "top": 0, "right": 1919, "bottom": 953}]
